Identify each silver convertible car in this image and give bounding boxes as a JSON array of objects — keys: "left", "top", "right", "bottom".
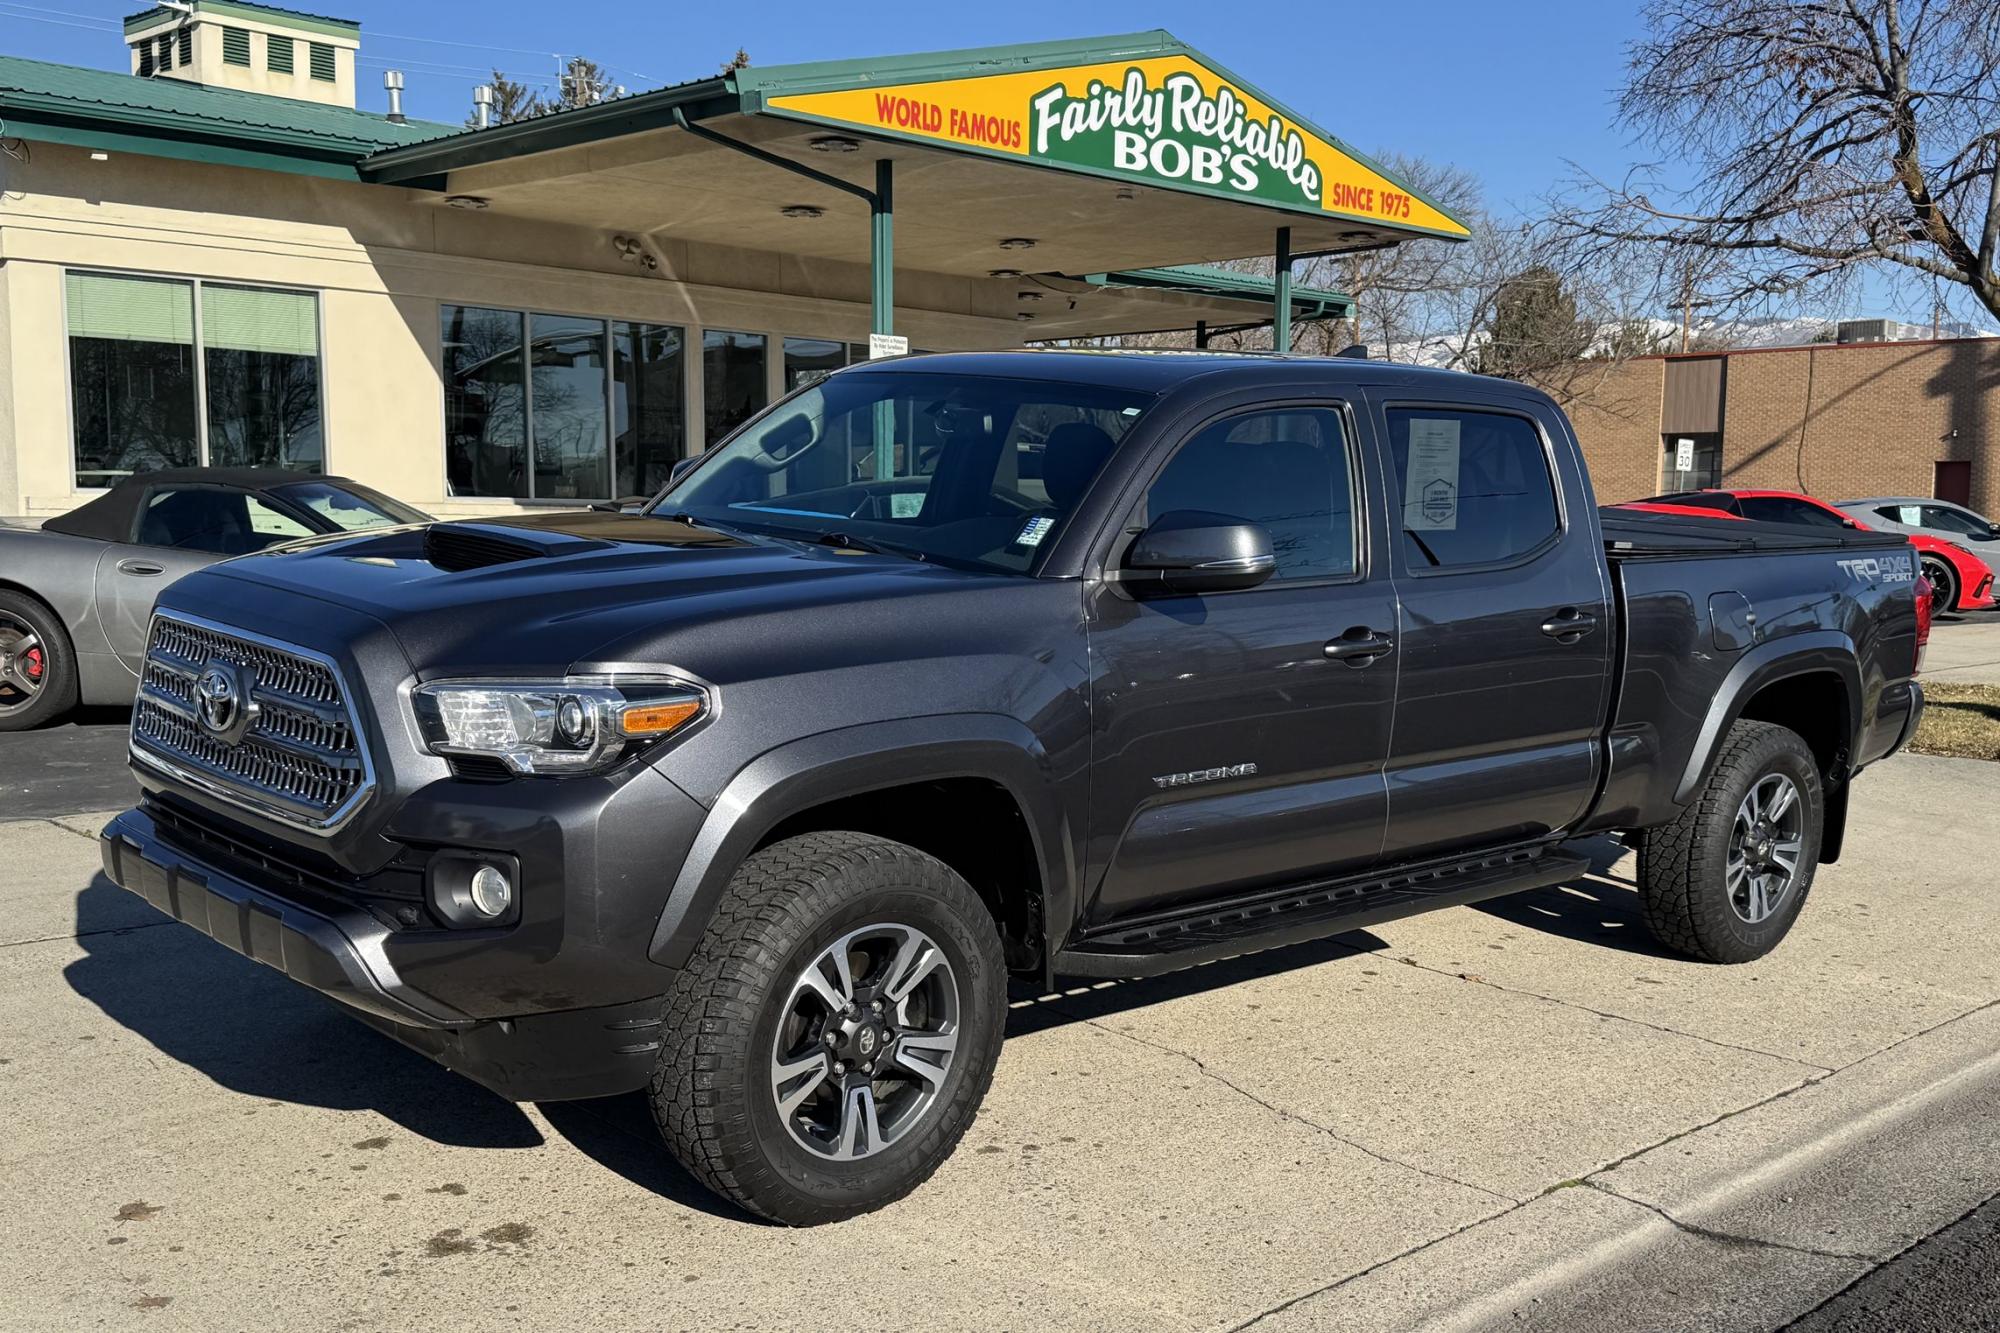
[{"left": 0, "top": 468, "right": 428, "bottom": 730}]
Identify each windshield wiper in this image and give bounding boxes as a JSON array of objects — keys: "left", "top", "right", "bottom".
[{"left": 812, "top": 530, "right": 928, "bottom": 563}]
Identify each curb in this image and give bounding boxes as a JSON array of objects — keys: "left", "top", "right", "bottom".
[{"left": 1246, "top": 1001, "right": 2000, "bottom": 1331}]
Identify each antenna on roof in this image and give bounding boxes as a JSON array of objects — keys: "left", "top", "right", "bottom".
[{"left": 383, "top": 70, "right": 406, "bottom": 124}]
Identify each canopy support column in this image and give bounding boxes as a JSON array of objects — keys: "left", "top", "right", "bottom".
[
  {"left": 1195, "top": 319, "right": 1209, "bottom": 349},
  {"left": 1273, "top": 227, "right": 1293, "bottom": 353},
  {"left": 870, "top": 158, "right": 896, "bottom": 477}
]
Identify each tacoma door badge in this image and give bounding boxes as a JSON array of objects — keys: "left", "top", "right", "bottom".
[{"left": 1152, "top": 762, "right": 1258, "bottom": 790}]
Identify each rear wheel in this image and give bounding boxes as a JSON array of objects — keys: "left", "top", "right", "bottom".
[
  {"left": 0, "top": 590, "right": 78, "bottom": 731},
  {"left": 1637, "top": 720, "right": 1822, "bottom": 963},
  {"left": 652, "top": 831, "right": 1007, "bottom": 1225},
  {"left": 1919, "top": 555, "right": 1958, "bottom": 615}
]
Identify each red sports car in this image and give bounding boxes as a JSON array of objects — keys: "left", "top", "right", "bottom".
[{"left": 1620, "top": 488, "right": 1997, "bottom": 614}]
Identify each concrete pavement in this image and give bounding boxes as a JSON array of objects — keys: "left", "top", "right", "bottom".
[
  {"left": 1925, "top": 613, "right": 2000, "bottom": 685},
  {"left": 0, "top": 752, "right": 1995, "bottom": 1330}
]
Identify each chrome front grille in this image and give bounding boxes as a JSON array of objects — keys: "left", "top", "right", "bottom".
[{"left": 132, "top": 614, "right": 373, "bottom": 831}]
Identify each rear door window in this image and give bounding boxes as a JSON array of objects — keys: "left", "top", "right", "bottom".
[{"left": 1384, "top": 407, "right": 1559, "bottom": 569}]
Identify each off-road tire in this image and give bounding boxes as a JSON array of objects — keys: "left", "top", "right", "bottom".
[
  {"left": 651, "top": 831, "right": 1007, "bottom": 1225},
  {"left": 0, "top": 589, "right": 78, "bottom": 731},
  {"left": 1636, "top": 719, "right": 1823, "bottom": 963}
]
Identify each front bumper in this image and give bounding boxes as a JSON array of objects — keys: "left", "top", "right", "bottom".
[{"left": 99, "top": 806, "right": 667, "bottom": 1100}]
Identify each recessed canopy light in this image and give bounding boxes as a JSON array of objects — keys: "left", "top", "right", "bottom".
[
  {"left": 1016, "top": 291, "right": 1043, "bottom": 302},
  {"left": 998, "top": 237, "right": 1037, "bottom": 250},
  {"left": 988, "top": 268, "right": 1024, "bottom": 278},
  {"left": 1014, "top": 312, "right": 1037, "bottom": 321},
  {"left": 1114, "top": 185, "right": 1137, "bottom": 200},
  {"left": 780, "top": 204, "right": 825, "bottom": 219},
  {"left": 445, "top": 195, "right": 490, "bottom": 210},
  {"left": 808, "top": 135, "right": 862, "bottom": 153}
]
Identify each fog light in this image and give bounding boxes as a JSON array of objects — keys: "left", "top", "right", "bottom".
[{"left": 468, "top": 864, "right": 512, "bottom": 917}]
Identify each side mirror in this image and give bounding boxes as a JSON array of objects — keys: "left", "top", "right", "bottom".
[
  {"left": 669, "top": 457, "right": 701, "bottom": 485},
  {"left": 1116, "top": 510, "right": 1276, "bottom": 597}
]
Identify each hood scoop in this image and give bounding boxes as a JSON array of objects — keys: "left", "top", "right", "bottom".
[{"left": 424, "top": 522, "right": 612, "bottom": 572}]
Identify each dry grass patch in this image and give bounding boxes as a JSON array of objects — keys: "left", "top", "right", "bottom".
[{"left": 1909, "top": 682, "right": 2000, "bottom": 761}]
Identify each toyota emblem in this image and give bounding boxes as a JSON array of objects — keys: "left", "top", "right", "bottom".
[{"left": 194, "top": 661, "right": 257, "bottom": 742}]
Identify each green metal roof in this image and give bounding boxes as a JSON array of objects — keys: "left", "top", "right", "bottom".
[
  {"left": 125, "top": 1, "right": 359, "bottom": 39},
  {"left": 1091, "top": 265, "right": 1355, "bottom": 320},
  {"left": 0, "top": 54, "right": 453, "bottom": 180}
]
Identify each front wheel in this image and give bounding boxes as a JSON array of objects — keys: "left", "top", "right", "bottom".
[
  {"left": 1636, "top": 720, "right": 1823, "bottom": 963},
  {"left": 1920, "top": 555, "right": 1958, "bottom": 615},
  {"left": 652, "top": 831, "right": 1007, "bottom": 1225}
]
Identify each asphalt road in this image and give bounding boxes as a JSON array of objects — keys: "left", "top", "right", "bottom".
[
  {"left": 1787, "top": 1191, "right": 2000, "bottom": 1332},
  {"left": 0, "top": 707, "right": 135, "bottom": 821}
]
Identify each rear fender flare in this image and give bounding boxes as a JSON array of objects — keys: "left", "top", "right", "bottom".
[
  {"left": 646, "top": 715, "right": 1074, "bottom": 970},
  {"left": 1673, "top": 630, "right": 1863, "bottom": 805}
]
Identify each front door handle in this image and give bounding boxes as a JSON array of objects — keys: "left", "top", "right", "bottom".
[
  {"left": 1540, "top": 609, "right": 1598, "bottom": 641},
  {"left": 1324, "top": 629, "right": 1394, "bottom": 664},
  {"left": 117, "top": 559, "right": 165, "bottom": 576}
]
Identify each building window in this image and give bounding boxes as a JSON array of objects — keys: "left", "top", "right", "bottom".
[
  {"left": 222, "top": 27, "right": 251, "bottom": 66},
  {"left": 784, "top": 336, "right": 847, "bottom": 391},
  {"left": 444, "top": 306, "right": 689, "bottom": 501},
  {"left": 614, "top": 322, "right": 686, "bottom": 497},
  {"left": 308, "top": 41, "right": 335, "bottom": 81},
  {"left": 177, "top": 27, "right": 191, "bottom": 66},
  {"left": 66, "top": 271, "right": 323, "bottom": 487},
  {"left": 528, "top": 313, "right": 609, "bottom": 500},
  {"left": 442, "top": 306, "right": 527, "bottom": 498},
  {"left": 268, "top": 34, "right": 294, "bottom": 74},
  {"left": 1659, "top": 433, "right": 1721, "bottom": 491},
  {"left": 67, "top": 273, "right": 197, "bottom": 486},
  {"left": 703, "top": 330, "right": 767, "bottom": 445},
  {"left": 201, "top": 284, "right": 323, "bottom": 471}
]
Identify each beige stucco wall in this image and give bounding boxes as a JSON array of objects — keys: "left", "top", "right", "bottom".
[{"left": 0, "top": 140, "right": 1035, "bottom": 521}]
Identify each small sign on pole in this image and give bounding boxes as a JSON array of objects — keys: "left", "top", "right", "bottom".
[
  {"left": 868, "top": 333, "right": 909, "bottom": 359},
  {"left": 1674, "top": 437, "right": 1696, "bottom": 474}
]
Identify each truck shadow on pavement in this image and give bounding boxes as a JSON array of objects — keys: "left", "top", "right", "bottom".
[
  {"left": 61, "top": 876, "right": 755, "bottom": 1221},
  {"left": 1470, "top": 834, "right": 1685, "bottom": 959}
]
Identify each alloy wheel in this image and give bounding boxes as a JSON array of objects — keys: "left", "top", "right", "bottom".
[
  {"left": 1727, "top": 773, "right": 1805, "bottom": 924},
  {"left": 768, "top": 922, "right": 961, "bottom": 1161},
  {"left": 0, "top": 616, "right": 45, "bottom": 714}
]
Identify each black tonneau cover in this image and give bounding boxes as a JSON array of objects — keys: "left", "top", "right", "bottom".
[{"left": 1600, "top": 507, "right": 1912, "bottom": 560}]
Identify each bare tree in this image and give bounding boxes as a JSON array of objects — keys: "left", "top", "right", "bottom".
[{"left": 1556, "top": 0, "right": 2000, "bottom": 322}]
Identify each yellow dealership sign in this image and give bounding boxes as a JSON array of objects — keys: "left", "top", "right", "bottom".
[{"left": 765, "top": 53, "right": 1469, "bottom": 239}]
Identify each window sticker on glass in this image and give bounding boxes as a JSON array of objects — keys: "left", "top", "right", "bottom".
[
  {"left": 1014, "top": 515, "right": 1055, "bottom": 547},
  {"left": 1402, "top": 418, "right": 1461, "bottom": 532},
  {"left": 891, "top": 492, "right": 924, "bottom": 519}
]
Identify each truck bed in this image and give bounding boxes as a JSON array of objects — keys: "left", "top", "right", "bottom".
[{"left": 1600, "top": 507, "right": 1911, "bottom": 559}]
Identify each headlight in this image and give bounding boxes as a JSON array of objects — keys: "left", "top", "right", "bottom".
[{"left": 411, "top": 677, "right": 705, "bottom": 775}]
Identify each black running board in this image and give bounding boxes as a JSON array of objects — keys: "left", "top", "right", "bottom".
[{"left": 1054, "top": 844, "right": 1591, "bottom": 979}]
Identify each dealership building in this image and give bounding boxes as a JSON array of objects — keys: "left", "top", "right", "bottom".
[{"left": 0, "top": 5, "right": 1476, "bottom": 521}]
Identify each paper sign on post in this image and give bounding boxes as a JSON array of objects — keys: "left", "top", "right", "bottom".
[
  {"left": 1402, "top": 418, "right": 1461, "bottom": 531},
  {"left": 1675, "top": 437, "right": 1695, "bottom": 473},
  {"left": 868, "top": 333, "right": 910, "bottom": 359}
]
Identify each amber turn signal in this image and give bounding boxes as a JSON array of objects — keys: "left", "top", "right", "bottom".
[{"left": 617, "top": 697, "right": 702, "bottom": 737}]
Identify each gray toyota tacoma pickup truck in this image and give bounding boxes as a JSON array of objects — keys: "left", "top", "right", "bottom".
[{"left": 100, "top": 351, "right": 1927, "bottom": 1224}]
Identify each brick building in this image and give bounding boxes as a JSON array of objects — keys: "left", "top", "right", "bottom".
[{"left": 1567, "top": 336, "right": 2000, "bottom": 515}]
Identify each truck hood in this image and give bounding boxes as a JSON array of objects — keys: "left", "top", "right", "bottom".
[{"left": 185, "top": 511, "right": 1000, "bottom": 677}]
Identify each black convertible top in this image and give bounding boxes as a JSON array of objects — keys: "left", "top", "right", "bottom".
[{"left": 43, "top": 469, "right": 387, "bottom": 542}]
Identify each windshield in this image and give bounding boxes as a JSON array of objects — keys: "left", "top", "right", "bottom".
[
  {"left": 656, "top": 371, "right": 1154, "bottom": 575},
  {"left": 272, "top": 480, "right": 430, "bottom": 531}
]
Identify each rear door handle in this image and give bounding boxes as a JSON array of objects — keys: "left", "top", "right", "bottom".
[
  {"left": 1540, "top": 609, "right": 1598, "bottom": 641},
  {"left": 117, "top": 559, "right": 165, "bottom": 576},
  {"left": 1324, "top": 629, "right": 1394, "bottom": 664}
]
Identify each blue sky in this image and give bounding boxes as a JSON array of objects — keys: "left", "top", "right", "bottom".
[{"left": 2, "top": 0, "right": 1950, "bottom": 322}]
